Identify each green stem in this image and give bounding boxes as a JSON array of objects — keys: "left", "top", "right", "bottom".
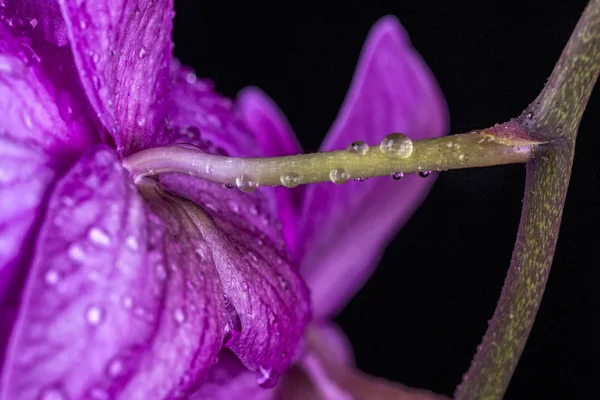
[
  {"left": 123, "top": 131, "right": 535, "bottom": 189},
  {"left": 455, "top": 1, "right": 600, "bottom": 399}
]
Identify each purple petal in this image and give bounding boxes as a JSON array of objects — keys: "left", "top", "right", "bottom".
[
  {"left": 9, "top": 0, "right": 69, "bottom": 46},
  {"left": 0, "top": 136, "right": 58, "bottom": 370},
  {"left": 57, "top": 0, "right": 174, "bottom": 155},
  {"left": 190, "top": 350, "right": 274, "bottom": 400},
  {"left": 237, "top": 86, "right": 305, "bottom": 252},
  {"left": 0, "top": 147, "right": 224, "bottom": 399},
  {"left": 0, "top": 11, "right": 98, "bottom": 155},
  {"left": 160, "top": 172, "right": 311, "bottom": 385},
  {"left": 296, "top": 16, "right": 449, "bottom": 319},
  {"left": 164, "top": 62, "right": 260, "bottom": 157}
]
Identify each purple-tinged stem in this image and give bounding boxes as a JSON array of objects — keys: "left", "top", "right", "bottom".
[{"left": 455, "top": 1, "right": 600, "bottom": 399}]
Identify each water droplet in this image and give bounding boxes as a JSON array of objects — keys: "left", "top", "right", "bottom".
[
  {"left": 280, "top": 173, "right": 300, "bottom": 188},
  {"left": 88, "top": 227, "right": 110, "bottom": 247},
  {"left": 256, "top": 365, "right": 279, "bottom": 388},
  {"left": 329, "top": 168, "right": 349, "bottom": 184},
  {"left": 236, "top": 174, "right": 258, "bottom": 193},
  {"left": 380, "top": 133, "right": 413, "bottom": 158},
  {"left": 91, "top": 52, "right": 99, "bottom": 64},
  {"left": 353, "top": 177, "right": 365, "bottom": 182},
  {"left": 249, "top": 205, "right": 259, "bottom": 216},
  {"left": 347, "top": 141, "right": 369, "bottom": 155},
  {"left": 418, "top": 171, "right": 431, "bottom": 178},
  {"left": 227, "top": 200, "right": 240, "bottom": 213},
  {"left": 194, "top": 248, "right": 205, "bottom": 262},
  {"left": 277, "top": 275, "right": 289, "bottom": 291},
  {"left": 173, "top": 308, "right": 186, "bottom": 324},
  {"left": 107, "top": 358, "right": 124, "bottom": 377},
  {"left": 68, "top": 243, "right": 86, "bottom": 262},
  {"left": 122, "top": 296, "right": 133, "bottom": 309},
  {"left": 125, "top": 236, "right": 138, "bottom": 250},
  {"left": 44, "top": 269, "right": 60, "bottom": 285},
  {"left": 186, "top": 72, "right": 197, "bottom": 84},
  {"left": 224, "top": 183, "right": 234, "bottom": 189},
  {"left": 137, "top": 45, "right": 148, "bottom": 59},
  {"left": 39, "top": 387, "right": 67, "bottom": 400},
  {"left": 526, "top": 111, "right": 534, "bottom": 119},
  {"left": 241, "top": 281, "right": 249, "bottom": 291},
  {"left": 458, "top": 154, "right": 466, "bottom": 161},
  {"left": 86, "top": 306, "right": 103, "bottom": 326},
  {"left": 392, "top": 172, "right": 404, "bottom": 180}
]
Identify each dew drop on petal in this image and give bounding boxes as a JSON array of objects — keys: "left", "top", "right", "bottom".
[
  {"left": 86, "top": 306, "right": 103, "bottom": 326},
  {"left": 241, "top": 281, "right": 249, "bottom": 291},
  {"left": 380, "top": 133, "right": 413, "bottom": 158},
  {"left": 224, "top": 183, "right": 234, "bottom": 189},
  {"left": 228, "top": 200, "right": 240, "bottom": 213},
  {"left": 39, "top": 387, "right": 67, "bottom": 400},
  {"left": 249, "top": 205, "right": 259, "bottom": 216},
  {"left": 125, "top": 236, "right": 138, "bottom": 250},
  {"left": 137, "top": 45, "right": 148, "bottom": 59},
  {"left": 68, "top": 243, "right": 86, "bottom": 262},
  {"left": 419, "top": 171, "right": 431, "bottom": 178},
  {"left": 277, "top": 275, "right": 289, "bottom": 291},
  {"left": 256, "top": 365, "right": 279, "bottom": 389},
  {"left": 107, "top": 358, "right": 124, "bottom": 378},
  {"left": 347, "top": 141, "right": 369, "bottom": 155},
  {"left": 122, "top": 296, "right": 133, "bottom": 309},
  {"left": 44, "top": 269, "right": 60, "bottom": 285},
  {"left": 392, "top": 172, "right": 404, "bottom": 180},
  {"left": 236, "top": 174, "right": 258, "bottom": 193},
  {"left": 279, "top": 173, "right": 300, "bottom": 188},
  {"left": 174, "top": 308, "right": 186, "bottom": 324},
  {"left": 329, "top": 168, "right": 349, "bottom": 184},
  {"left": 88, "top": 227, "right": 110, "bottom": 247}
]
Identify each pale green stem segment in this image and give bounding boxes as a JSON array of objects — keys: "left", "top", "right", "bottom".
[
  {"left": 123, "top": 132, "right": 534, "bottom": 188},
  {"left": 455, "top": 1, "right": 600, "bottom": 399}
]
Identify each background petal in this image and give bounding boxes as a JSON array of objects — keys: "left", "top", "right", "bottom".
[
  {"left": 296, "top": 16, "right": 449, "bottom": 319},
  {"left": 0, "top": 147, "right": 223, "bottom": 399},
  {"left": 0, "top": 136, "right": 59, "bottom": 374},
  {"left": 0, "top": 9, "right": 98, "bottom": 156},
  {"left": 237, "top": 86, "right": 305, "bottom": 252},
  {"left": 160, "top": 171, "right": 311, "bottom": 386},
  {"left": 57, "top": 0, "right": 174, "bottom": 154}
]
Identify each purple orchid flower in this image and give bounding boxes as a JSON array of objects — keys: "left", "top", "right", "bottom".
[{"left": 0, "top": 1, "right": 447, "bottom": 399}]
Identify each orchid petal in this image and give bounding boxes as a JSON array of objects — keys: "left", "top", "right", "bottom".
[
  {"left": 9, "top": 0, "right": 69, "bottom": 46},
  {"left": 277, "top": 324, "right": 448, "bottom": 400},
  {"left": 190, "top": 350, "right": 274, "bottom": 400},
  {"left": 160, "top": 172, "right": 311, "bottom": 385},
  {"left": 237, "top": 86, "right": 305, "bottom": 252},
  {"left": 297, "top": 16, "right": 449, "bottom": 319},
  {"left": 57, "top": 0, "right": 174, "bottom": 155},
  {"left": 164, "top": 62, "right": 260, "bottom": 157},
  {"left": 0, "top": 147, "right": 224, "bottom": 399},
  {"left": 0, "top": 136, "right": 58, "bottom": 370},
  {"left": 0, "top": 13, "right": 97, "bottom": 156}
]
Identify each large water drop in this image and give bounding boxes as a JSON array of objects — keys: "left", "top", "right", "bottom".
[
  {"left": 347, "top": 141, "right": 369, "bottom": 155},
  {"left": 236, "top": 174, "right": 258, "bottom": 193},
  {"left": 329, "top": 168, "right": 349, "bottom": 184},
  {"left": 280, "top": 173, "right": 300, "bottom": 188},
  {"left": 380, "top": 133, "right": 413, "bottom": 158}
]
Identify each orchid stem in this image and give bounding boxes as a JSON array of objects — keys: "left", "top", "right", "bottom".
[
  {"left": 123, "top": 129, "right": 536, "bottom": 189},
  {"left": 455, "top": 0, "right": 600, "bottom": 399}
]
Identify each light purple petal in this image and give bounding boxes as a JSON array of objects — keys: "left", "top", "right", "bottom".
[
  {"left": 160, "top": 172, "right": 311, "bottom": 385},
  {"left": 164, "top": 62, "right": 260, "bottom": 157},
  {"left": 0, "top": 136, "right": 58, "bottom": 371},
  {"left": 0, "top": 147, "right": 224, "bottom": 399},
  {"left": 296, "top": 16, "right": 449, "bottom": 319},
  {"left": 0, "top": 12, "right": 98, "bottom": 155},
  {"left": 237, "top": 86, "right": 305, "bottom": 252},
  {"left": 190, "top": 350, "right": 274, "bottom": 400},
  {"left": 57, "top": 0, "right": 174, "bottom": 155}
]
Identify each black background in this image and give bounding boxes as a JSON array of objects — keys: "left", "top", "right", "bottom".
[{"left": 172, "top": 1, "right": 599, "bottom": 398}]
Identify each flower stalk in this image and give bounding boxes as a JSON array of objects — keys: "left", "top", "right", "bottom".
[
  {"left": 455, "top": 0, "right": 600, "bottom": 399},
  {"left": 123, "top": 129, "right": 536, "bottom": 189}
]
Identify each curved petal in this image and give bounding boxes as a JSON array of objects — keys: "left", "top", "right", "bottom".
[
  {"left": 0, "top": 10, "right": 98, "bottom": 156},
  {"left": 276, "top": 324, "right": 448, "bottom": 400},
  {"left": 190, "top": 350, "right": 274, "bottom": 400},
  {"left": 9, "top": 0, "right": 69, "bottom": 46},
  {"left": 57, "top": 0, "right": 174, "bottom": 154},
  {"left": 297, "top": 16, "right": 449, "bottom": 319},
  {"left": 0, "top": 147, "right": 224, "bottom": 399},
  {"left": 160, "top": 171, "right": 311, "bottom": 386},
  {"left": 0, "top": 136, "right": 59, "bottom": 371},
  {"left": 237, "top": 86, "right": 304, "bottom": 252}
]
